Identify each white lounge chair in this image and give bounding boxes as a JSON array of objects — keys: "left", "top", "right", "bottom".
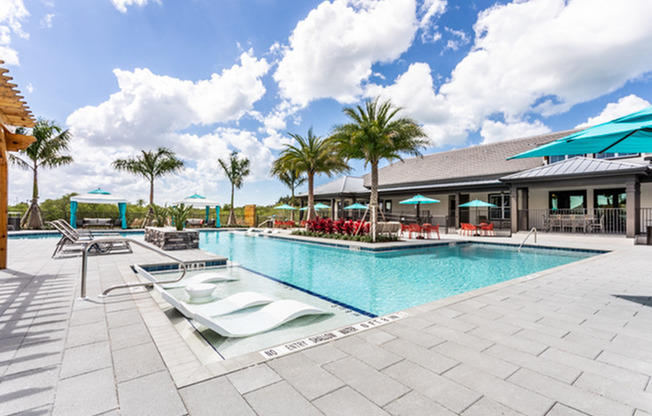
[
  {"left": 194, "top": 299, "right": 333, "bottom": 338},
  {"left": 156, "top": 287, "right": 275, "bottom": 319},
  {"left": 161, "top": 271, "right": 238, "bottom": 288}
]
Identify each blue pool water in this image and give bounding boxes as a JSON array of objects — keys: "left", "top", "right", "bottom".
[{"left": 199, "top": 232, "right": 597, "bottom": 316}]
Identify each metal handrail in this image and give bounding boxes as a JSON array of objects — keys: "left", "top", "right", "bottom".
[
  {"left": 80, "top": 237, "right": 187, "bottom": 299},
  {"left": 518, "top": 227, "right": 537, "bottom": 252}
]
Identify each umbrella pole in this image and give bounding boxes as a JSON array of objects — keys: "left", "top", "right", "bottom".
[{"left": 354, "top": 206, "right": 370, "bottom": 236}]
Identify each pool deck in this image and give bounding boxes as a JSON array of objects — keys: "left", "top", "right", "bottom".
[{"left": 1, "top": 231, "right": 651, "bottom": 415}]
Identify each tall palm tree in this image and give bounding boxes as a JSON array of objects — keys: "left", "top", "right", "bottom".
[
  {"left": 10, "top": 119, "right": 73, "bottom": 229},
  {"left": 273, "top": 128, "right": 348, "bottom": 220},
  {"left": 112, "top": 147, "right": 184, "bottom": 224},
  {"left": 330, "top": 98, "right": 428, "bottom": 241},
  {"left": 271, "top": 167, "right": 306, "bottom": 221},
  {"left": 218, "top": 151, "right": 250, "bottom": 226}
]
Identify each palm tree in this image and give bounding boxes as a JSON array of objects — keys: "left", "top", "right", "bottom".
[
  {"left": 10, "top": 119, "right": 73, "bottom": 229},
  {"left": 270, "top": 167, "right": 306, "bottom": 221},
  {"left": 273, "top": 128, "right": 348, "bottom": 220},
  {"left": 218, "top": 151, "right": 250, "bottom": 226},
  {"left": 112, "top": 147, "right": 184, "bottom": 224},
  {"left": 330, "top": 98, "right": 428, "bottom": 241}
]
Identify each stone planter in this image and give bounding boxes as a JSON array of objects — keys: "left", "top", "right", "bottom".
[{"left": 145, "top": 227, "right": 199, "bottom": 250}]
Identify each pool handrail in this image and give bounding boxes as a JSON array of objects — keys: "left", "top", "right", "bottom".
[
  {"left": 80, "top": 236, "right": 187, "bottom": 299},
  {"left": 518, "top": 227, "right": 537, "bottom": 252}
]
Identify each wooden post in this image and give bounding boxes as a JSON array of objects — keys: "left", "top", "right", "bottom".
[
  {"left": 0, "top": 127, "right": 7, "bottom": 269},
  {"left": 244, "top": 204, "right": 256, "bottom": 227}
]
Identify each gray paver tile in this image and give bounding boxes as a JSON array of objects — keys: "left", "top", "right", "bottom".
[
  {"left": 384, "top": 391, "right": 457, "bottom": 416},
  {"left": 52, "top": 368, "right": 117, "bottom": 416},
  {"left": 461, "top": 397, "right": 526, "bottom": 416},
  {"left": 541, "top": 348, "right": 649, "bottom": 389},
  {"left": 60, "top": 341, "right": 112, "bottom": 379},
  {"left": 106, "top": 307, "right": 144, "bottom": 329},
  {"left": 302, "top": 343, "right": 349, "bottom": 365},
  {"left": 227, "top": 364, "right": 282, "bottom": 394},
  {"left": 381, "top": 321, "right": 445, "bottom": 348},
  {"left": 545, "top": 402, "right": 592, "bottom": 415},
  {"left": 382, "top": 338, "right": 458, "bottom": 374},
  {"left": 432, "top": 340, "right": 519, "bottom": 379},
  {"left": 267, "top": 352, "right": 344, "bottom": 400},
  {"left": 597, "top": 349, "right": 652, "bottom": 376},
  {"left": 424, "top": 324, "right": 494, "bottom": 351},
  {"left": 573, "top": 371, "right": 652, "bottom": 413},
  {"left": 244, "top": 380, "right": 322, "bottom": 416},
  {"left": 5, "top": 338, "right": 65, "bottom": 375},
  {"left": 484, "top": 343, "right": 581, "bottom": 384},
  {"left": 113, "top": 342, "right": 166, "bottom": 383},
  {"left": 332, "top": 336, "right": 402, "bottom": 370},
  {"left": 324, "top": 356, "right": 410, "bottom": 407},
  {"left": 313, "top": 386, "right": 389, "bottom": 416},
  {"left": 508, "top": 368, "right": 633, "bottom": 416},
  {"left": 179, "top": 376, "right": 255, "bottom": 416},
  {"left": 356, "top": 328, "right": 396, "bottom": 345},
  {"left": 117, "top": 370, "right": 187, "bottom": 416},
  {"left": 382, "top": 359, "right": 480, "bottom": 413},
  {"left": 109, "top": 321, "right": 152, "bottom": 350},
  {"left": 66, "top": 320, "right": 108, "bottom": 348},
  {"left": 445, "top": 363, "right": 553, "bottom": 416},
  {"left": 0, "top": 366, "right": 58, "bottom": 415}
]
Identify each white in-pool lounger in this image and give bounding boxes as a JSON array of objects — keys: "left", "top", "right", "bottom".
[
  {"left": 160, "top": 271, "right": 239, "bottom": 289},
  {"left": 194, "top": 299, "right": 333, "bottom": 338},
  {"left": 156, "top": 287, "right": 275, "bottom": 319}
]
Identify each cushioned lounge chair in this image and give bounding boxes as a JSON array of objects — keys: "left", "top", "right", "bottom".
[
  {"left": 156, "top": 286, "right": 275, "bottom": 319},
  {"left": 49, "top": 220, "right": 132, "bottom": 257},
  {"left": 193, "top": 299, "right": 333, "bottom": 338}
]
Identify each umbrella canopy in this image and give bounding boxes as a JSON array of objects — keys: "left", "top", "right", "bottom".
[
  {"left": 300, "top": 203, "right": 331, "bottom": 211},
  {"left": 274, "top": 204, "right": 297, "bottom": 210},
  {"left": 344, "top": 203, "right": 368, "bottom": 210},
  {"left": 399, "top": 194, "right": 440, "bottom": 205},
  {"left": 174, "top": 193, "right": 221, "bottom": 226},
  {"left": 88, "top": 188, "right": 111, "bottom": 195},
  {"left": 508, "top": 106, "right": 652, "bottom": 159},
  {"left": 459, "top": 199, "right": 498, "bottom": 208}
]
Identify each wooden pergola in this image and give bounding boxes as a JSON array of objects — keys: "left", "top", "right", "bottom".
[{"left": 0, "top": 61, "right": 36, "bottom": 269}]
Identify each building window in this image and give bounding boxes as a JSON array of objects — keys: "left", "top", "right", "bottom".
[
  {"left": 549, "top": 190, "right": 586, "bottom": 211},
  {"left": 594, "top": 188, "right": 626, "bottom": 208},
  {"left": 384, "top": 200, "right": 392, "bottom": 213},
  {"left": 488, "top": 193, "right": 510, "bottom": 220},
  {"left": 549, "top": 154, "right": 583, "bottom": 164},
  {"left": 594, "top": 152, "right": 638, "bottom": 159}
]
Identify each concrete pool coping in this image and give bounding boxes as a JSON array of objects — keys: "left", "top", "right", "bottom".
[{"left": 1, "top": 231, "right": 650, "bottom": 415}]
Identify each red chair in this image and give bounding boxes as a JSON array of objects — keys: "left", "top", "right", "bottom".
[
  {"left": 422, "top": 223, "right": 440, "bottom": 240},
  {"left": 480, "top": 223, "right": 495, "bottom": 236},
  {"left": 400, "top": 223, "right": 410, "bottom": 238},
  {"left": 459, "top": 223, "right": 476, "bottom": 236},
  {"left": 408, "top": 224, "right": 422, "bottom": 239}
]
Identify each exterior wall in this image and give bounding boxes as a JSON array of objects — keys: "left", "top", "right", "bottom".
[{"left": 641, "top": 183, "right": 652, "bottom": 207}]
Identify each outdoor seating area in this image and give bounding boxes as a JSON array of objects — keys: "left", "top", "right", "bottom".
[
  {"left": 81, "top": 217, "right": 113, "bottom": 228},
  {"left": 544, "top": 214, "right": 604, "bottom": 233},
  {"left": 49, "top": 219, "right": 132, "bottom": 257}
]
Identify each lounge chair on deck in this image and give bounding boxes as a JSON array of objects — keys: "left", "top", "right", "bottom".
[
  {"left": 49, "top": 220, "right": 132, "bottom": 257},
  {"left": 194, "top": 299, "right": 333, "bottom": 338},
  {"left": 156, "top": 287, "right": 275, "bottom": 319}
]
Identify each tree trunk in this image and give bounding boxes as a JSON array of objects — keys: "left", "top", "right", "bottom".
[
  {"left": 227, "top": 182, "right": 237, "bottom": 226},
  {"left": 307, "top": 173, "right": 316, "bottom": 220},
  {"left": 370, "top": 161, "right": 379, "bottom": 242},
  {"left": 290, "top": 186, "right": 295, "bottom": 222},
  {"left": 22, "top": 166, "right": 43, "bottom": 229}
]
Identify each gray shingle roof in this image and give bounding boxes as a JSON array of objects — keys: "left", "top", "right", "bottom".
[
  {"left": 298, "top": 176, "right": 369, "bottom": 198},
  {"left": 366, "top": 130, "right": 579, "bottom": 189},
  {"left": 501, "top": 157, "right": 649, "bottom": 181}
]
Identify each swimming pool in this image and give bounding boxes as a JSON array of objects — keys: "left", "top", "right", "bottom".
[{"left": 200, "top": 231, "right": 598, "bottom": 316}]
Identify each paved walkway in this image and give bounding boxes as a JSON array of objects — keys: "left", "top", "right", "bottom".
[{"left": 1, "top": 233, "right": 651, "bottom": 415}]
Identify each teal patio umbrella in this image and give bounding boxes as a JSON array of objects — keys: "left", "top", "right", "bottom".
[
  {"left": 344, "top": 203, "right": 368, "bottom": 210},
  {"left": 274, "top": 204, "right": 297, "bottom": 210},
  {"left": 459, "top": 199, "right": 497, "bottom": 223},
  {"left": 299, "top": 203, "right": 331, "bottom": 211},
  {"left": 399, "top": 194, "right": 440, "bottom": 222},
  {"left": 175, "top": 193, "right": 221, "bottom": 226},
  {"left": 508, "top": 106, "right": 652, "bottom": 159}
]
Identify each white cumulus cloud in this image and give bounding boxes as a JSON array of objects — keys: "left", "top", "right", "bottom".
[
  {"left": 480, "top": 119, "right": 551, "bottom": 144},
  {"left": 0, "top": 0, "right": 29, "bottom": 65},
  {"left": 110, "top": 0, "right": 159, "bottom": 14},
  {"left": 274, "top": 0, "right": 419, "bottom": 107},
  {"left": 575, "top": 95, "right": 651, "bottom": 129},
  {"left": 366, "top": 0, "right": 652, "bottom": 148},
  {"left": 67, "top": 51, "right": 270, "bottom": 148}
]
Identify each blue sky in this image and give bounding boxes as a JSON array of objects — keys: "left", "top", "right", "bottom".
[{"left": 3, "top": 0, "right": 652, "bottom": 207}]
